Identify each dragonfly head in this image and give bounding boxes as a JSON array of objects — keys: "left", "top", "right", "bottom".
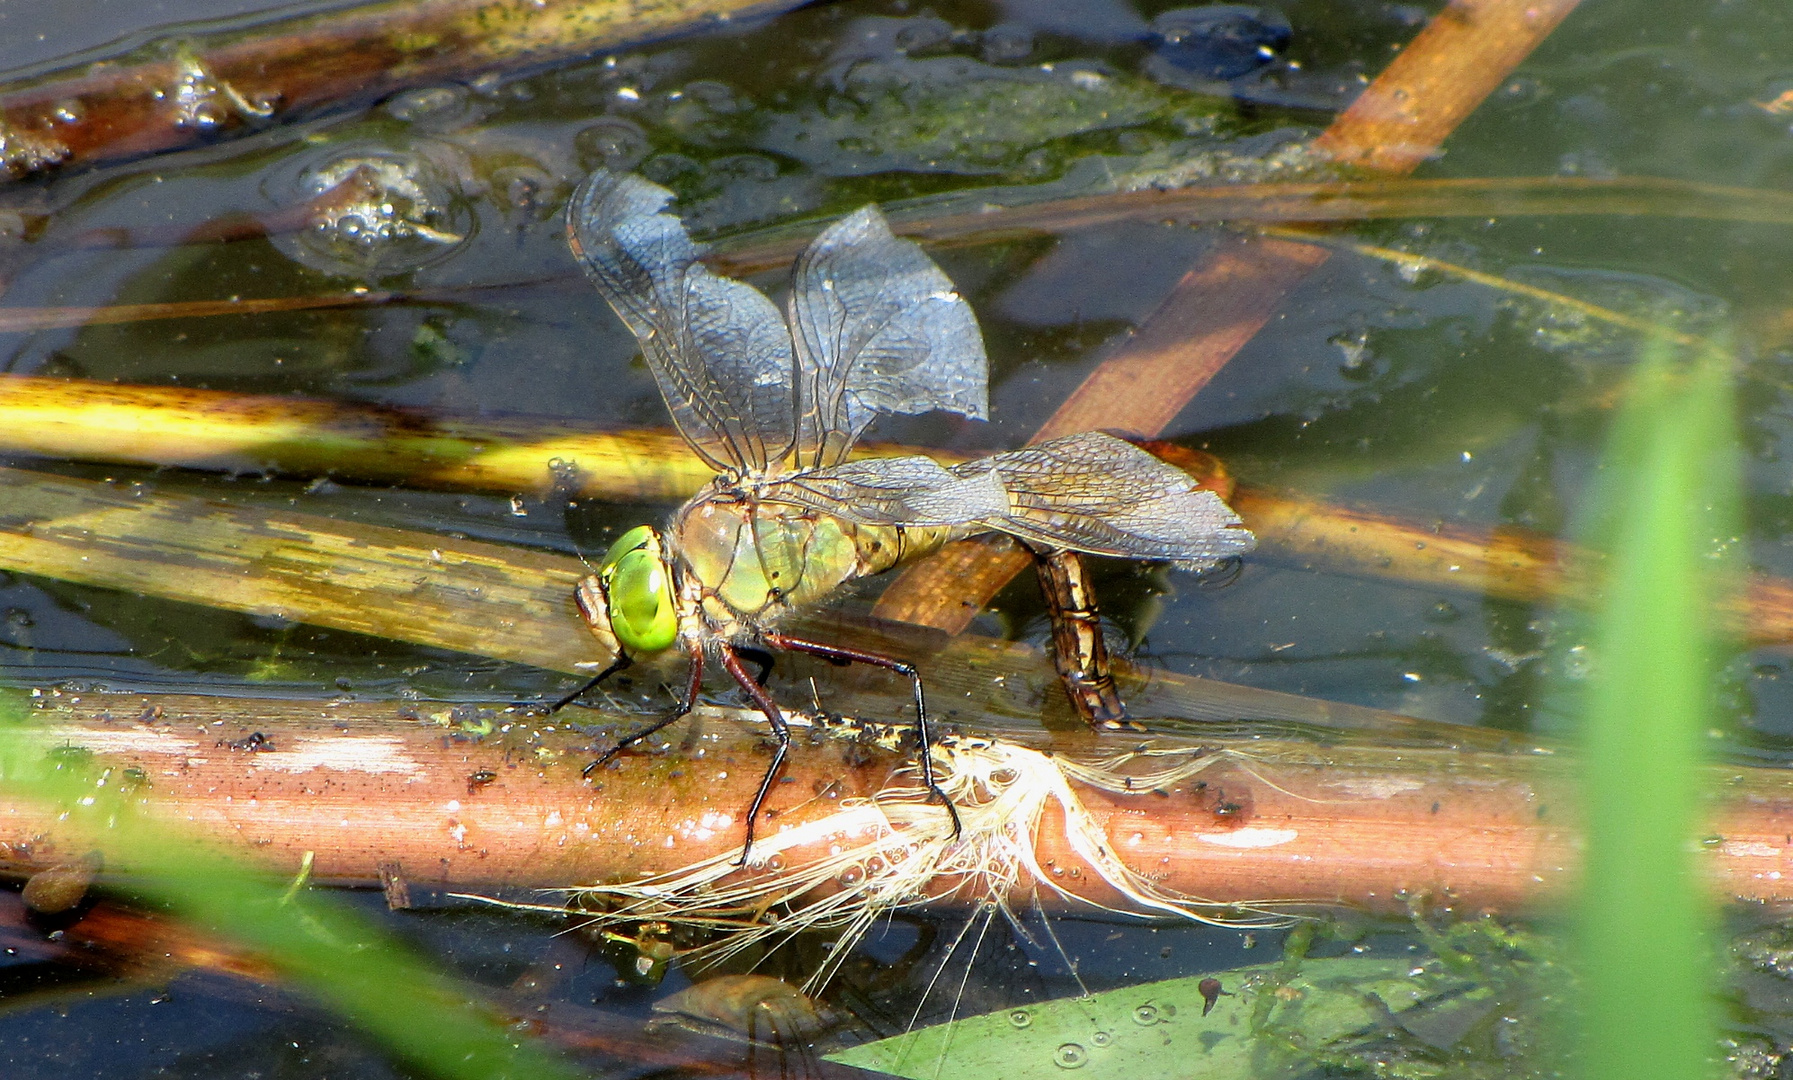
[{"left": 582, "top": 524, "right": 678, "bottom": 656}]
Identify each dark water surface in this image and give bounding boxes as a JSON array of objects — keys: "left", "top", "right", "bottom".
[{"left": 2, "top": 0, "right": 1792, "bottom": 1076}]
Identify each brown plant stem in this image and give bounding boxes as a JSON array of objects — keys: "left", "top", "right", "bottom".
[
  {"left": 0, "top": 0, "right": 805, "bottom": 181},
  {"left": 0, "top": 888, "right": 278, "bottom": 985},
  {"left": 13, "top": 173, "right": 1782, "bottom": 275},
  {"left": 1, "top": 175, "right": 1763, "bottom": 342},
  {"left": 1311, "top": 0, "right": 1583, "bottom": 174},
  {"left": 0, "top": 289, "right": 407, "bottom": 333},
  {"left": 4, "top": 691, "right": 1791, "bottom": 914}
]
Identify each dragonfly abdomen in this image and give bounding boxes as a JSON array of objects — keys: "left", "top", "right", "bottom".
[{"left": 852, "top": 521, "right": 960, "bottom": 578}]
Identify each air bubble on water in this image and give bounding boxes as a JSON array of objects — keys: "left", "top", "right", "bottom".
[
  {"left": 574, "top": 118, "right": 649, "bottom": 171},
  {"left": 272, "top": 145, "right": 472, "bottom": 279},
  {"left": 384, "top": 86, "right": 473, "bottom": 128}
]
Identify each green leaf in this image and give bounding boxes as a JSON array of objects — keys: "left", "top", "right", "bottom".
[{"left": 826, "top": 955, "right": 1475, "bottom": 1080}]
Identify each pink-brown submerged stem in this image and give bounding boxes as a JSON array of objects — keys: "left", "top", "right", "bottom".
[
  {"left": 6, "top": 692, "right": 1791, "bottom": 914},
  {"left": 1313, "top": 0, "right": 1584, "bottom": 174}
]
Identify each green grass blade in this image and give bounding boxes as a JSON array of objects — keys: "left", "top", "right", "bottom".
[
  {"left": 1577, "top": 340, "right": 1736, "bottom": 1080},
  {"left": 0, "top": 704, "right": 585, "bottom": 1080}
]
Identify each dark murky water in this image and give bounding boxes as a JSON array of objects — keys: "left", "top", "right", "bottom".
[{"left": 3, "top": 0, "right": 1793, "bottom": 1076}]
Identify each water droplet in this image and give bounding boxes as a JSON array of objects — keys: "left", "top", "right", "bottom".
[
  {"left": 1053, "top": 1043, "right": 1087, "bottom": 1069},
  {"left": 188, "top": 101, "right": 227, "bottom": 129},
  {"left": 1089, "top": 1031, "right": 1111, "bottom": 1047},
  {"left": 1132, "top": 1004, "right": 1159, "bottom": 1025},
  {"left": 272, "top": 145, "right": 471, "bottom": 279},
  {"left": 1008, "top": 1009, "right": 1032, "bottom": 1028},
  {"left": 574, "top": 118, "right": 649, "bottom": 171},
  {"left": 384, "top": 85, "right": 471, "bottom": 127},
  {"left": 491, "top": 164, "right": 554, "bottom": 223}
]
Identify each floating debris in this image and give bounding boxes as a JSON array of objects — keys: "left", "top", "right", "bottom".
[
  {"left": 21, "top": 857, "right": 97, "bottom": 915},
  {"left": 652, "top": 973, "right": 827, "bottom": 1042}
]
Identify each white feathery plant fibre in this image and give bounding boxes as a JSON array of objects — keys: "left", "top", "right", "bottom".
[{"left": 560, "top": 735, "right": 1299, "bottom": 994}]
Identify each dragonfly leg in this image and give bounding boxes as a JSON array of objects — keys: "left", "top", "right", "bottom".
[
  {"left": 547, "top": 653, "right": 632, "bottom": 714},
  {"left": 582, "top": 641, "right": 703, "bottom": 778},
  {"left": 1033, "top": 549, "right": 1135, "bottom": 731},
  {"left": 762, "top": 633, "right": 963, "bottom": 840},
  {"left": 719, "top": 644, "right": 790, "bottom": 866},
  {"left": 733, "top": 645, "right": 776, "bottom": 687}
]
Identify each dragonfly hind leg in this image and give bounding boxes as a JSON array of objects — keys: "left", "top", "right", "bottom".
[
  {"left": 762, "top": 632, "right": 964, "bottom": 840},
  {"left": 582, "top": 641, "right": 704, "bottom": 778},
  {"left": 718, "top": 644, "right": 791, "bottom": 866}
]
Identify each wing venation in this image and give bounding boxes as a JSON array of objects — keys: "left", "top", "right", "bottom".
[
  {"left": 959, "top": 432, "right": 1257, "bottom": 569},
  {"left": 788, "top": 206, "right": 988, "bottom": 468},
  {"left": 756, "top": 456, "right": 1008, "bottom": 527},
  {"left": 568, "top": 169, "right": 795, "bottom": 475}
]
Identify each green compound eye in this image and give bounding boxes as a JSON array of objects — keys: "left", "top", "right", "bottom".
[
  {"left": 599, "top": 524, "right": 656, "bottom": 570},
  {"left": 598, "top": 526, "right": 677, "bottom": 654}
]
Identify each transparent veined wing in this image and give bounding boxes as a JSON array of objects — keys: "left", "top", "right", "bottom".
[
  {"left": 787, "top": 205, "right": 988, "bottom": 470},
  {"left": 759, "top": 433, "right": 1253, "bottom": 570},
  {"left": 568, "top": 169, "right": 796, "bottom": 475},
  {"left": 756, "top": 455, "right": 1008, "bottom": 526},
  {"left": 957, "top": 431, "right": 1256, "bottom": 569}
]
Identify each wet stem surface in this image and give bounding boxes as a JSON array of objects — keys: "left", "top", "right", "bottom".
[{"left": 3, "top": 0, "right": 1793, "bottom": 1077}]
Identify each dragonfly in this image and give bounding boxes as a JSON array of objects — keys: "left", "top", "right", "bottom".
[{"left": 564, "top": 168, "right": 1256, "bottom": 860}]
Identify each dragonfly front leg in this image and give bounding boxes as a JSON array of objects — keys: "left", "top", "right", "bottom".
[
  {"left": 762, "top": 633, "right": 963, "bottom": 840},
  {"left": 548, "top": 653, "right": 631, "bottom": 714},
  {"left": 1032, "top": 548, "right": 1133, "bottom": 730},
  {"left": 719, "top": 644, "right": 790, "bottom": 866},
  {"left": 582, "top": 639, "right": 704, "bottom": 778}
]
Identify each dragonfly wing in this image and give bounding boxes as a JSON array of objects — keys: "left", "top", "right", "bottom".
[
  {"left": 959, "top": 431, "right": 1257, "bottom": 569},
  {"left": 569, "top": 169, "right": 795, "bottom": 475},
  {"left": 757, "top": 456, "right": 1008, "bottom": 527},
  {"left": 787, "top": 206, "right": 988, "bottom": 469}
]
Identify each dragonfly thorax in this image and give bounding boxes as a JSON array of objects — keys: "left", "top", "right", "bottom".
[{"left": 668, "top": 489, "right": 866, "bottom": 632}]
